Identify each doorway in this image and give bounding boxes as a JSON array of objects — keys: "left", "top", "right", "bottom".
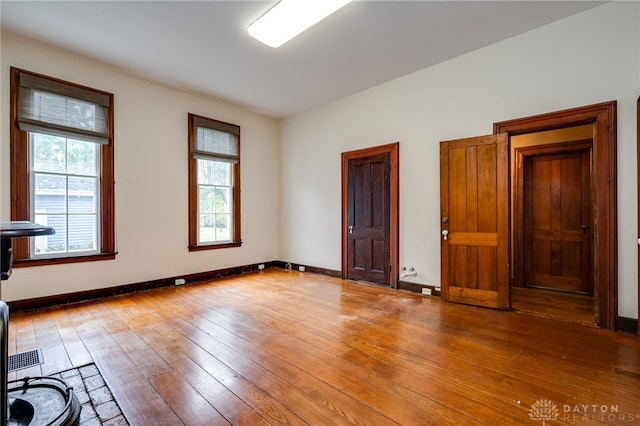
[
  {"left": 510, "top": 128, "right": 595, "bottom": 325},
  {"left": 495, "top": 101, "right": 617, "bottom": 329},
  {"left": 341, "top": 143, "right": 399, "bottom": 287},
  {"left": 440, "top": 102, "right": 617, "bottom": 330}
]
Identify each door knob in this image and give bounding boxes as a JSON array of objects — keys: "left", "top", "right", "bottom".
[
  {"left": 348, "top": 225, "right": 354, "bottom": 234},
  {"left": 442, "top": 230, "right": 449, "bottom": 241}
]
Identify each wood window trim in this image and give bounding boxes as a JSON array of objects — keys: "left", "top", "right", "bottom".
[
  {"left": 494, "top": 101, "right": 617, "bottom": 330},
  {"left": 187, "top": 113, "right": 241, "bottom": 251},
  {"left": 9, "top": 67, "right": 116, "bottom": 267}
]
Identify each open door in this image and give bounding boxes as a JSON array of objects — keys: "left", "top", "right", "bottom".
[{"left": 440, "top": 134, "right": 509, "bottom": 309}]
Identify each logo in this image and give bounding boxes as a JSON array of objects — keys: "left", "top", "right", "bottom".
[
  {"left": 529, "top": 399, "right": 560, "bottom": 425},
  {"left": 527, "top": 399, "right": 639, "bottom": 423}
]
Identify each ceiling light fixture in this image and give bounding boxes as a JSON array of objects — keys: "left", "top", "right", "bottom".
[{"left": 248, "top": 0, "right": 352, "bottom": 48}]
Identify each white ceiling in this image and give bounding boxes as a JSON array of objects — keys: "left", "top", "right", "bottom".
[{"left": 1, "top": 1, "right": 605, "bottom": 118}]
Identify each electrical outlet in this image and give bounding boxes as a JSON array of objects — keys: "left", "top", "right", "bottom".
[
  {"left": 175, "top": 278, "right": 186, "bottom": 285},
  {"left": 298, "top": 266, "right": 305, "bottom": 272},
  {"left": 258, "top": 264, "right": 265, "bottom": 271},
  {"left": 421, "top": 287, "right": 432, "bottom": 296}
]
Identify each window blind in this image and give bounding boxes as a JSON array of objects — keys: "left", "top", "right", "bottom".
[
  {"left": 192, "top": 116, "right": 239, "bottom": 163},
  {"left": 17, "top": 72, "right": 110, "bottom": 144}
]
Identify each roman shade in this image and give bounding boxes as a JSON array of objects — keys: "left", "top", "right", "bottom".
[
  {"left": 17, "top": 72, "right": 111, "bottom": 144},
  {"left": 192, "top": 116, "right": 239, "bottom": 164}
]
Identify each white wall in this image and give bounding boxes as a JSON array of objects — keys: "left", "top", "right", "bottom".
[
  {"left": 0, "top": 32, "right": 281, "bottom": 302},
  {"left": 280, "top": 2, "right": 640, "bottom": 318}
]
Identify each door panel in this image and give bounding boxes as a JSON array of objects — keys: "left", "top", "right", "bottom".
[
  {"left": 440, "top": 134, "right": 509, "bottom": 309},
  {"left": 524, "top": 149, "right": 593, "bottom": 294},
  {"left": 347, "top": 154, "right": 390, "bottom": 284}
]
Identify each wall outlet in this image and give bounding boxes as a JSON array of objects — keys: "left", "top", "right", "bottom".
[
  {"left": 298, "top": 266, "right": 306, "bottom": 272},
  {"left": 421, "top": 287, "right": 432, "bottom": 296},
  {"left": 175, "top": 278, "right": 186, "bottom": 286},
  {"left": 258, "top": 264, "right": 265, "bottom": 271}
]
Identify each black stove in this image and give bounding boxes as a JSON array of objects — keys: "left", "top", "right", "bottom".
[{"left": 1, "top": 222, "right": 81, "bottom": 426}]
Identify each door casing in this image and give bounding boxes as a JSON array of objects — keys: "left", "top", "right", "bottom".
[{"left": 341, "top": 143, "right": 399, "bottom": 288}]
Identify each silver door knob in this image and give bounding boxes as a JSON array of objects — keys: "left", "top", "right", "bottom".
[{"left": 442, "top": 230, "right": 449, "bottom": 241}]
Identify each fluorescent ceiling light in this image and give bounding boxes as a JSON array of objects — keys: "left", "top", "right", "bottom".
[{"left": 248, "top": 0, "right": 352, "bottom": 48}]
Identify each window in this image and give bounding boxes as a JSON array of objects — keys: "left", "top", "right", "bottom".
[
  {"left": 188, "top": 114, "right": 241, "bottom": 250},
  {"left": 10, "top": 67, "right": 115, "bottom": 265}
]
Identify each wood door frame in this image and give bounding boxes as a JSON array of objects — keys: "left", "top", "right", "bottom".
[
  {"left": 494, "top": 101, "right": 617, "bottom": 330},
  {"left": 341, "top": 143, "right": 399, "bottom": 288},
  {"left": 512, "top": 140, "right": 593, "bottom": 293}
]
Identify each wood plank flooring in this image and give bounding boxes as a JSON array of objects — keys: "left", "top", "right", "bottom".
[
  {"left": 7, "top": 270, "right": 640, "bottom": 425},
  {"left": 511, "top": 286, "right": 595, "bottom": 326}
]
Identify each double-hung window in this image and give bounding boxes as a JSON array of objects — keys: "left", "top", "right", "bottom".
[
  {"left": 9, "top": 67, "right": 115, "bottom": 265},
  {"left": 188, "top": 114, "right": 241, "bottom": 250}
]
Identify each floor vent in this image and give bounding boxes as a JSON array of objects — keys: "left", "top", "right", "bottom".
[{"left": 8, "top": 349, "right": 43, "bottom": 372}]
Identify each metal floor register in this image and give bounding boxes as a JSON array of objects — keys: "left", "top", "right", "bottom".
[{"left": 8, "top": 349, "right": 43, "bottom": 372}]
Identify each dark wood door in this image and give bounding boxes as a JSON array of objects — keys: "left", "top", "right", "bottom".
[
  {"left": 523, "top": 149, "right": 593, "bottom": 294},
  {"left": 440, "top": 134, "right": 509, "bottom": 309},
  {"left": 346, "top": 153, "right": 390, "bottom": 285}
]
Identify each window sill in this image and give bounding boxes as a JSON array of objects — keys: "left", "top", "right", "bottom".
[
  {"left": 188, "top": 241, "right": 242, "bottom": 252},
  {"left": 13, "top": 252, "right": 117, "bottom": 268}
]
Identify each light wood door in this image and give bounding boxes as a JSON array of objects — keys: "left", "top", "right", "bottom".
[
  {"left": 440, "top": 134, "right": 509, "bottom": 309},
  {"left": 523, "top": 149, "right": 593, "bottom": 294}
]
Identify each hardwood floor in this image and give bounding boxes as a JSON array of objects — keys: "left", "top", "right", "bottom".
[
  {"left": 7, "top": 270, "right": 640, "bottom": 425},
  {"left": 511, "top": 286, "right": 595, "bottom": 326}
]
